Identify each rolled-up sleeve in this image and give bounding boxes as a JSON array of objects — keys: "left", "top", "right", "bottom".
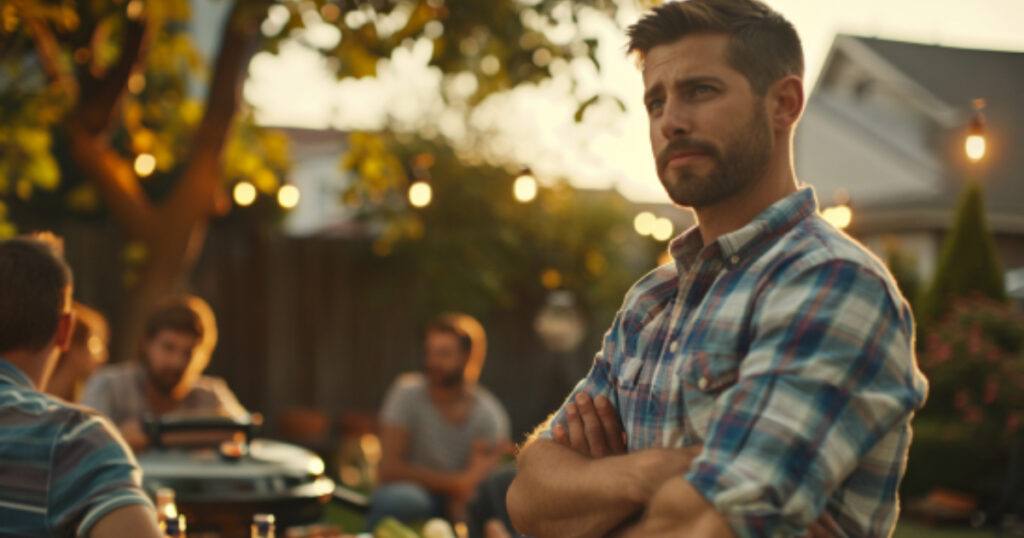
[{"left": 685, "top": 260, "right": 927, "bottom": 537}]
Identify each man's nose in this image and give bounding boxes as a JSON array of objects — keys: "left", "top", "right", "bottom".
[{"left": 659, "top": 98, "right": 693, "bottom": 140}]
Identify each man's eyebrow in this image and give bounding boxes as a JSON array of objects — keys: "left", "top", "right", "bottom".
[
  {"left": 643, "top": 82, "right": 664, "bottom": 104},
  {"left": 674, "top": 75, "right": 725, "bottom": 91}
]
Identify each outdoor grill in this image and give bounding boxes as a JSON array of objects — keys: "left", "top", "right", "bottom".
[{"left": 137, "top": 415, "right": 336, "bottom": 535}]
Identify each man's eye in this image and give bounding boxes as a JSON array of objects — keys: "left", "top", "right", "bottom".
[
  {"left": 646, "top": 99, "right": 664, "bottom": 113},
  {"left": 692, "top": 85, "right": 715, "bottom": 97}
]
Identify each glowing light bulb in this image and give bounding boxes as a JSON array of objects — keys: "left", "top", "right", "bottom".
[
  {"left": 965, "top": 134, "right": 986, "bottom": 162},
  {"left": 651, "top": 218, "right": 674, "bottom": 241},
  {"left": 822, "top": 205, "right": 852, "bottom": 229},
  {"left": 233, "top": 182, "right": 257, "bottom": 207},
  {"left": 513, "top": 173, "right": 537, "bottom": 203},
  {"left": 277, "top": 184, "right": 300, "bottom": 209},
  {"left": 133, "top": 153, "right": 156, "bottom": 177},
  {"left": 409, "top": 181, "right": 432, "bottom": 208},
  {"left": 633, "top": 212, "right": 656, "bottom": 236}
]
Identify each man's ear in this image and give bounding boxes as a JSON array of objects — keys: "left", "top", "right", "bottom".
[
  {"left": 55, "top": 311, "right": 75, "bottom": 353},
  {"left": 768, "top": 75, "right": 804, "bottom": 131}
]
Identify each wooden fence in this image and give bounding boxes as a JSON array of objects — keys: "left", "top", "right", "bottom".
[{"left": 50, "top": 220, "right": 605, "bottom": 441}]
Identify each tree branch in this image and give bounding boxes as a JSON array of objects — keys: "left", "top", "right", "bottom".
[
  {"left": 164, "top": 0, "right": 272, "bottom": 219},
  {"left": 66, "top": 120, "right": 156, "bottom": 238},
  {"left": 74, "top": 12, "right": 152, "bottom": 135},
  {"left": 13, "top": 0, "right": 79, "bottom": 98}
]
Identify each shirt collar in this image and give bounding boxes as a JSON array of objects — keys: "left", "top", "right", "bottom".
[
  {"left": 668, "top": 186, "right": 818, "bottom": 271},
  {"left": 0, "top": 358, "right": 35, "bottom": 390}
]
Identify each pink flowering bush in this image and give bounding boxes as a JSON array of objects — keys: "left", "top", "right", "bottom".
[
  {"left": 903, "top": 295, "right": 1024, "bottom": 497},
  {"left": 919, "top": 295, "right": 1024, "bottom": 445}
]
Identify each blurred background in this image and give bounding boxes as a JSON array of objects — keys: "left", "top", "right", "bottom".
[{"left": 2, "top": 0, "right": 1023, "bottom": 535}]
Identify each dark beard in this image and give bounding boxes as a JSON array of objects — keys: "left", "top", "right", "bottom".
[
  {"left": 434, "top": 371, "right": 464, "bottom": 388},
  {"left": 142, "top": 357, "right": 178, "bottom": 396},
  {"left": 657, "top": 102, "right": 772, "bottom": 209}
]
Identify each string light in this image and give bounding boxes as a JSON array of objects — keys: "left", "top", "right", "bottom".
[
  {"left": 133, "top": 153, "right": 156, "bottom": 177},
  {"left": 277, "top": 184, "right": 300, "bottom": 209},
  {"left": 409, "top": 181, "right": 432, "bottom": 208},
  {"left": 513, "top": 172, "right": 537, "bottom": 203},
  {"left": 233, "top": 182, "right": 257, "bottom": 207}
]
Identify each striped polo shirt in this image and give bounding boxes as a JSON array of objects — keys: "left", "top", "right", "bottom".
[
  {"left": 541, "top": 187, "right": 928, "bottom": 537},
  {"left": 0, "top": 358, "right": 154, "bottom": 536}
]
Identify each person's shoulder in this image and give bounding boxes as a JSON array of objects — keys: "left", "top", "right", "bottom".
[
  {"left": 87, "top": 362, "right": 138, "bottom": 385},
  {"left": 392, "top": 372, "right": 427, "bottom": 391},
  {"left": 769, "top": 215, "right": 907, "bottom": 307},
  {"left": 619, "top": 262, "right": 679, "bottom": 316},
  {"left": 6, "top": 391, "right": 124, "bottom": 448},
  {"left": 381, "top": 372, "right": 428, "bottom": 403},
  {"left": 1, "top": 384, "right": 77, "bottom": 421},
  {"left": 471, "top": 384, "right": 508, "bottom": 415}
]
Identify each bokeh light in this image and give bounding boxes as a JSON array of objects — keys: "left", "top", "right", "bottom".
[
  {"left": 513, "top": 173, "right": 537, "bottom": 203},
  {"left": 541, "top": 268, "right": 562, "bottom": 290},
  {"left": 277, "top": 184, "right": 300, "bottom": 209},
  {"left": 133, "top": 153, "right": 156, "bottom": 177},
  {"left": 821, "top": 205, "right": 853, "bottom": 229},
  {"left": 409, "top": 181, "right": 432, "bottom": 208},
  {"left": 651, "top": 218, "right": 674, "bottom": 241},
  {"left": 966, "top": 134, "right": 986, "bottom": 162},
  {"left": 233, "top": 181, "right": 257, "bottom": 207},
  {"left": 633, "top": 211, "right": 656, "bottom": 236}
]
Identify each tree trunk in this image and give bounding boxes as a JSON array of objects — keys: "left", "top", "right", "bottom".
[{"left": 60, "top": 0, "right": 271, "bottom": 359}]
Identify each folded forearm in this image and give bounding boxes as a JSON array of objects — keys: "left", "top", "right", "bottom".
[{"left": 508, "top": 439, "right": 685, "bottom": 538}]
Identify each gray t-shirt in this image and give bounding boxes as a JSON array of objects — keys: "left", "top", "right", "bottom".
[
  {"left": 80, "top": 362, "right": 246, "bottom": 425},
  {"left": 380, "top": 372, "right": 510, "bottom": 472}
]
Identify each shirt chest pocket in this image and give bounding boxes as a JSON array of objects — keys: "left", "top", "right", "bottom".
[{"left": 679, "top": 350, "right": 741, "bottom": 440}]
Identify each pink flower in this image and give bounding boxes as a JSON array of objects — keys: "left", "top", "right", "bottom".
[
  {"left": 963, "top": 406, "right": 983, "bottom": 424},
  {"left": 1007, "top": 414, "right": 1021, "bottom": 433},
  {"left": 984, "top": 377, "right": 999, "bottom": 404},
  {"left": 954, "top": 391, "right": 969, "bottom": 410},
  {"left": 967, "top": 325, "right": 984, "bottom": 355}
]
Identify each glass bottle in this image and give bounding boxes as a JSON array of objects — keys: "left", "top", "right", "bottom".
[
  {"left": 251, "top": 513, "right": 276, "bottom": 538},
  {"left": 155, "top": 488, "right": 178, "bottom": 529},
  {"left": 163, "top": 514, "right": 187, "bottom": 537}
]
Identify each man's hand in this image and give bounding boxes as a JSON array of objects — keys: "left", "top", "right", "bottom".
[
  {"left": 552, "top": 393, "right": 626, "bottom": 458},
  {"left": 448, "top": 439, "right": 514, "bottom": 522}
]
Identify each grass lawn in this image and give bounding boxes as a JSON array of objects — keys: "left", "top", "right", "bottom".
[
  {"left": 893, "top": 521, "right": 991, "bottom": 538},
  {"left": 324, "top": 503, "right": 993, "bottom": 537}
]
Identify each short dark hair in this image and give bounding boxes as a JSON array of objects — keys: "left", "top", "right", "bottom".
[
  {"left": 626, "top": 0, "right": 804, "bottom": 94},
  {"left": 0, "top": 238, "right": 72, "bottom": 354},
  {"left": 143, "top": 298, "right": 204, "bottom": 342},
  {"left": 423, "top": 317, "right": 473, "bottom": 357}
]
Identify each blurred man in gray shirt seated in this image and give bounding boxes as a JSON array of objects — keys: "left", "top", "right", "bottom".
[
  {"left": 82, "top": 295, "right": 246, "bottom": 452},
  {"left": 368, "top": 314, "right": 512, "bottom": 530}
]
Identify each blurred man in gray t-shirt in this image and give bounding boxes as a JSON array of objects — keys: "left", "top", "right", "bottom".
[{"left": 368, "top": 314, "right": 511, "bottom": 530}]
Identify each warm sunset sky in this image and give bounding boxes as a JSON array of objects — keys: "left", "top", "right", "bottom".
[{"left": 245, "top": 0, "right": 1024, "bottom": 203}]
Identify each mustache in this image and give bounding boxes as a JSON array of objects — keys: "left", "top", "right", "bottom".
[{"left": 656, "top": 138, "right": 719, "bottom": 170}]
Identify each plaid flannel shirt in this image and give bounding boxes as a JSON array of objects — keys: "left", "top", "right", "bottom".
[{"left": 540, "top": 187, "right": 928, "bottom": 537}]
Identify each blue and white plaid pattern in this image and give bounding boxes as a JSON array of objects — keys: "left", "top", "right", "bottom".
[{"left": 541, "top": 187, "right": 928, "bottom": 537}]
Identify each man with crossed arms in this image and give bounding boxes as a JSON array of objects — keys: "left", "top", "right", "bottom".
[{"left": 507, "top": 1, "right": 928, "bottom": 537}]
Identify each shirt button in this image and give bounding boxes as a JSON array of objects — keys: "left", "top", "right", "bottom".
[
  {"left": 730, "top": 255, "right": 740, "bottom": 264},
  {"left": 698, "top": 377, "right": 709, "bottom": 390},
  {"left": 669, "top": 341, "right": 679, "bottom": 353}
]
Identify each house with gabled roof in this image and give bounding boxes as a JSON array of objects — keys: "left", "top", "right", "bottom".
[{"left": 795, "top": 35, "right": 1024, "bottom": 302}]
